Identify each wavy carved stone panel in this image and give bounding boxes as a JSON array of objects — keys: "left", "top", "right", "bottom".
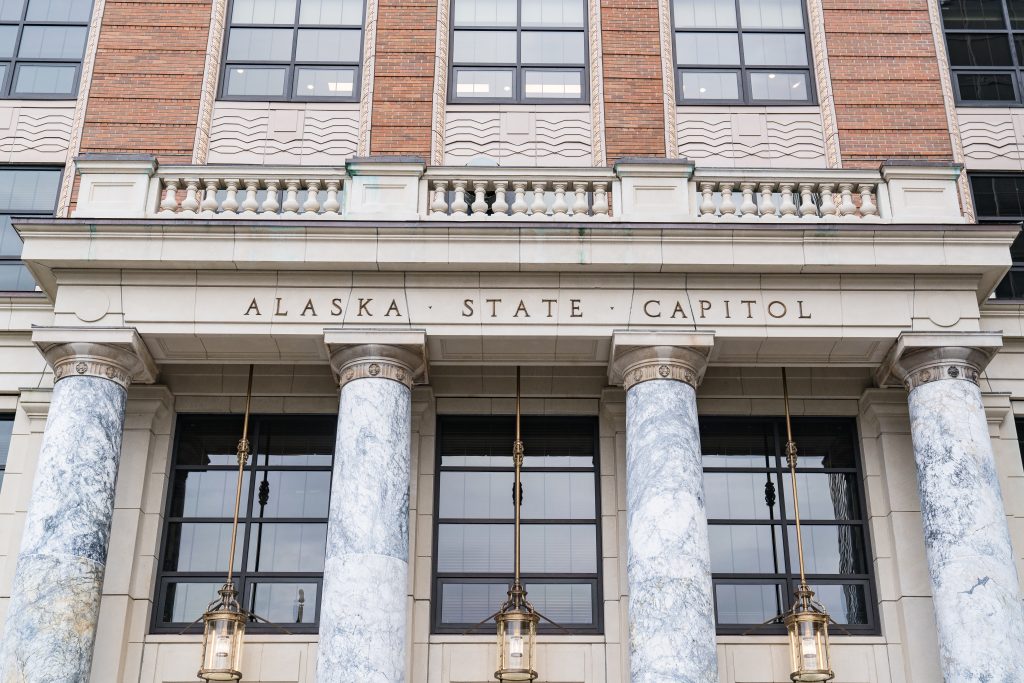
[
  {"left": 0, "top": 102, "right": 74, "bottom": 164},
  {"left": 207, "top": 102, "right": 360, "bottom": 166},
  {"left": 676, "top": 106, "right": 827, "bottom": 168},
  {"left": 443, "top": 106, "right": 592, "bottom": 167},
  {"left": 958, "top": 108, "right": 1024, "bottom": 171}
]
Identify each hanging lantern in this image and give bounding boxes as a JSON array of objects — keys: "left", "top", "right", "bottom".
[
  {"left": 784, "top": 586, "right": 833, "bottom": 682},
  {"left": 198, "top": 583, "right": 247, "bottom": 681},
  {"left": 494, "top": 586, "right": 540, "bottom": 681}
]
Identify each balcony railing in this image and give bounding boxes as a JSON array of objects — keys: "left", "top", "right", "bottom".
[{"left": 156, "top": 169, "right": 347, "bottom": 218}]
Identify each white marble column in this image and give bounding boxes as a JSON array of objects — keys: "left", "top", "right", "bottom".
[
  {"left": 318, "top": 332, "right": 426, "bottom": 683},
  {"left": 0, "top": 328, "right": 155, "bottom": 683},
  {"left": 888, "top": 334, "right": 1024, "bottom": 682},
  {"left": 611, "top": 333, "right": 718, "bottom": 683}
]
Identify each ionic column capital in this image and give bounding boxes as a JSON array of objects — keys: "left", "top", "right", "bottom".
[
  {"left": 325, "top": 329, "right": 427, "bottom": 389},
  {"left": 609, "top": 331, "right": 714, "bottom": 391},
  {"left": 32, "top": 327, "right": 157, "bottom": 389},
  {"left": 877, "top": 331, "right": 1002, "bottom": 392}
]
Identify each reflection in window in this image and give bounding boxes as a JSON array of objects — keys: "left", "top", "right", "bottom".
[
  {"left": 941, "top": 0, "right": 1024, "bottom": 103},
  {"left": 971, "top": 174, "right": 1024, "bottom": 298},
  {"left": 701, "top": 416, "right": 876, "bottom": 634},
  {"left": 673, "top": 0, "right": 813, "bottom": 104},
  {"left": 0, "top": 0, "right": 93, "bottom": 97},
  {"left": 0, "top": 414, "right": 11, "bottom": 493},
  {"left": 433, "top": 416, "right": 601, "bottom": 632},
  {"left": 0, "top": 167, "right": 60, "bottom": 292},
  {"left": 220, "top": 0, "right": 365, "bottom": 101},
  {"left": 449, "top": 0, "right": 587, "bottom": 102},
  {"left": 154, "top": 414, "right": 336, "bottom": 633}
]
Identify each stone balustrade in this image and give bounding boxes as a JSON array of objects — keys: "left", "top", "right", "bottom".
[{"left": 692, "top": 173, "right": 883, "bottom": 222}]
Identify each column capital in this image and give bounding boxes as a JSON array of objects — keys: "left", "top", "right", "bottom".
[
  {"left": 32, "top": 326, "right": 157, "bottom": 389},
  {"left": 609, "top": 331, "right": 714, "bottom": 391},
  {"left": 324, "top": 329, "right": 427, "bottom": 389},
  {"left": 876, "top": 331, "right": 1002, "bottom": 392}
]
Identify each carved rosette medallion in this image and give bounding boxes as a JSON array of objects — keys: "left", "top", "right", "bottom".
[
  {"left": 622, "top": 359, "right": 701, "bottom": 391},
  {"left": 903, "top": 361, "right": 981, "bottom": 392},
  {"left": 338, "top": 358, "right": 416, "bottom": 390},
  {"left": 52, "top": 356, "right": 133, "bottom": 389}
]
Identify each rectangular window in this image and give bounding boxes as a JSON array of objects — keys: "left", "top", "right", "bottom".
[
  {"left": 0, "top": 413, "right": 12, "bottom": 493},
  {"left": 0, "top": 0, "right": 93, "bottom": 98},
  {"left": 701, "top": 417, "right": 878, "bottom": 634},
  {"left": 970, "top": 173, "right": 1024, "bottom": 298},
  {"left": 153, "top": 414, "right": 336, "bottom": 633},
  {"left": 220, "top": 0, "right": 365, "bottom": 102},
  {"left": 0, "top": 166, "right": 60, "bottom": 292},
  {"left": 432, "top": 416, "right": 601, "bottom": 633},
  {"left": 941, "top": 0, "right": 1024, "bottom": 104},
  {"left": 449, "top": 0, "right": 588, "bottom": 103},
  {"left": 672, "top": 0, "right": 814, "bottom": 104}
]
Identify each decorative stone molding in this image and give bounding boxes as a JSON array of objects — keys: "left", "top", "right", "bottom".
[
  {"left": 325, "top": 329, "right": 428, "bottom": 389},
  {"left": 191, "top": 0, "right": 230, "bottom": 164},
  {"left": 587, "top": 0, "right": 606, "bottom": 167},
  {"left": 357, "top": 0, "right": 381, "bottom": 157},
  {"left": 32, "top": 327, "right": 158, "bottom": 389},
  {"left": 429, "top": 0, "right": 450, "bottom": 165},
  {"left": 609, "top": 330, "right": 715, "bottom": 391},
  {"left": 805, "top": 0, "right": 840, "bottom": 168},
  {"left": 877, "top": 331, "right": 1002, "bottom": 393},
  {"left": 656, "top": 0, "right": 678, "bottom": 157}
]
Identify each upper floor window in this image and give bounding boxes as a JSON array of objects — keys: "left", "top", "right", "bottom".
[
  {"left": 672, "top": 0, "right": 814, "bottom": 105},
  {"left": 449, "top": 0, "right": 588, "bottom": 103},
  {"left": 941, "top": 0, "right": 1024, "bottom": 104},
  {"left": 0, "top": 166, "right": 60, "bottom": 292},
  {"left": 220, "top": 0, "right": 365, "bottom": 102},
  {"left": 0, "top": 414, "right": 12, "bottom": 493},
  {"left": 0, "top": 0, "right": 93, "bottom": 98},
  {"left": 971, "top": 173, "right": 1024, "bottom": 298}
]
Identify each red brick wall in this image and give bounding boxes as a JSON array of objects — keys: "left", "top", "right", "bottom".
[
  {"left": 368, "top": 0, "right": 438, "bottom": 157},
  {"left": 600, "top": 0, "right": 667, "bottom": 162},
  {"left": 825, "top": 0, "right": 953, "bottom": 168}
]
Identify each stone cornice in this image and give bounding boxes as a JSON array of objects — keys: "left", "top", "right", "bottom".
[
  {"left": 876, "top": 331, "right": 1002, "bottom": 392},
  {"left": 325, "top": 329, "right": 427, "bottom": 389},
  {"left": 609, "top": 331, "right": 715, "bottom": 391},
  {"left": 32, "top": 326, "right": 158, "bottom": 389}
]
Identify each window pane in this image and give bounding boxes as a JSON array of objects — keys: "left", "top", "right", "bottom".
[
  {"left": 224, "top": 66, "right": 288, "bottom": 96},
  {"left": 0, "top": 64, "right": 6, "bottom": 88},
  {"left": 792, "top": 473, "right": 859, "bottom": 520},
  {"left": 162, "top": 523, "right": 242, "bottom": 572},
  {"left": 13, "top": 64, "right": 76, "bottom": 95},
  {"left": 787, "top": 525, "right": 867, "bottom": 574},
  {"left": 246, "top": 582, "right": 317, "bottom": 624},
  {"left": 673, "top": 0, "right": 736, "bottom": 28},
  {"left": 170, "top": 470, "right": 252, "bottom": 518},
  {"left": 227, "top": 27, "right": 294, "bottom": 61},
  {"left": 250, "top": 470, "right": 330, "bottom": 517},
  {"left": 161, "top": 582, "right": 220, "bottom": 624},
  {"left": 452, "top": 29, "right": 516, "bottom": 63},
  {"left": 941, "top": 0, "right": 1008, "bottom": 29},
  {"left": 0, "top": 26, "right": 16, "bottom": 59},
  {"left": 438, "top": 471, "right": 594, "bottom": 519},
  {"left": 1010, "top": 0, "right": 1024, "bottom": 28},
  {"left": 452, "top": 0, "right": 517, "bottom": 26},
  {"left": 676, "top": 32, "right": 740, "bottom": 65},
  {"left": 0, "top": 417, "right": 11, "bottom": 470},
  {"left": 17, "top": 25, "right": 88, "bottom": 59},
  {"left": 232, "top": 0, "right": 297, "bottom": 23},
  {"left": 680, "top": 70, "right": 740, "bottom": 99},
  {"left": 439, "top": 582, "right": 592, "bottom": 624},
  {"left": 521, "top": 525, "right": 597, "bottom": 573},
  {"left": 0, "top": 168, "right": 61, "bottom": 212},
  {"left": 973, "top": 174, "right": 1024, "bottom": 218},
  {"left": 520, "top": 31, "right": 584, "bottom": 64},
  {"left": 708, "top": 524, "right": 785, "bottom": 573},
  {"left": 246, "top": 523, "right": 327, "bottom": 571},
  {"left": 739, "top": 0, "right": 804, "bottom": 28},
  {"left": 522, "top": 0, "right": 584, "bottom": 27},
  {"left": 523, "top": 69, "right": 582, "bottom": 98},
  {"left": 741, "top": 33, "right": 808, "bottom": 66},
  {"left": 956, "top": 71, "right": 1016, "bottom": 100},
  {"left": 299, "top": 0, "right": 364, "bottom": 24},
  {"left": 454, "top": 68, "right": 514, "bottom": 97},
  {"left": 438, "top": 524, "right": 599, "bottom": 575},
  {"left": 0, "top": 262, "right": 35, "bottom": 291},
  {"left": 295, "top": 28, "right": 361, "bottom": 62},
  {"left": 257, "top": 425, "right": 335, "bottom": 466},
  {"left": 296, "top": 66, "right": 355, "bottom": 96},
  {"left": 701, "top": 421, "right": 773, "bottom": 466},
  {"left": 808, "top": 583, "right": 870, "bottom": 625},
  {"left": 526, "top": 583, "right": 592, "bottom": 623},
  {"left": 714, "top": 583, "right": 784, "bottom": 624},
  {"left": 0, "top": 0, "right": 24, "bottom": 21},
  {"left": 790, "top": 419, "right": 857, "bottom": 468},
  {"left": 947, "top": 33, "right": 1015, "bottom": 65},
  {"left": 0, "top": 218, "right": 20, "bottom": 257},
  {"left": 26, "top": 0, "right": 91, "bottom": 21},
  {"left": 175, "top": 418, "right": 243, "bottom": 466},
  {"left": 437, "top": 524, "right": 513, "bottom": 572},
  {"left": 749, "top": 71, "right": 809, "bottom": 101},
  {"left": 704, "top": 471, "right": 782, "bottom": 520}
]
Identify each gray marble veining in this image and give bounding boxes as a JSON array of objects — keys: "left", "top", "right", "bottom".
[
  {"left": 908, "top": 378, "right": 1024, "bottom": 683},
  {"left": 318, "top": 376, "right": 411, "bottom": 683},
  {"left": 0, "top": 375, "right": 127, "bottom": 683},
  {"left": 626, "top": 379, "right": 718, "bottom": 683}
]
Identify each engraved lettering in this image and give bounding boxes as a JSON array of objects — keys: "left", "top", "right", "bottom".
[
  {"left": 699, "top": 300, "right": 711, "bottom": 318},
  {"left": 543, "top": 299, "right": 556, "bottom": 318},
  {"left": 514, "top": 300, "right": 530, "bottom": 318},
  {"left": 671, "top": 301, "right": 688, "bottom": 319},
  {"left": 570, "top": 299, "right": 582, "bottom": 318},
  {"left": 643, "top": 300, "right": 661, "bottom": 318},
  {"left": 741, "top": 300, "right": 756, "bottom": 319},
  {"left": 798, "top": 300, "right": 812, "bottom": 319},
  {"left": 300, "top": 299, "right": 317, "bottom": 317},
  {"left": 331, "top": 298, "right": 344, "bottom": 316},
  {"left": 358, "top": 298, "right": 373, "bottom": 316},
  {"left": 487, "top": 299, "right": 501, "bottom": 317},
  {"left": 244, "top": 298, "right": 261, "bottom": 316},
  {"left": 768, "top": 301, "right": 787, "bottom": 318},
  {"left": 274, "top": 297, "right": 288, "bottom": 316},
  {"left": 385, "top": 299, "right": 402, "bottom": 317},
  {"left": 463, "top": 299, "right": 475, "bottom": 317},
  {"left": 724, "top": 300, "right": 731, "bottom": 318}
]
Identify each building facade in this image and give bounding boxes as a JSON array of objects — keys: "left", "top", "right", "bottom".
[{"left": 0, "top": 0, "right": 1023, "bottom": 682}]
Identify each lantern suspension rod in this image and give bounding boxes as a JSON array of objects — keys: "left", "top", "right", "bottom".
[
  {"left": 513, "top": 366, "right": 524, "bottom": 590},
  {"left": 226, "top": 364, "right": 255, "bottom": 586},
  {"left": 782, "top": 368, "right": 808, "bottom": 591}
]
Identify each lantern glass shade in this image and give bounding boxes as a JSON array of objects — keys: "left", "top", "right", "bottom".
[
  {"left": 198, "top": 607, "right": 246, "bottom": 681},
  {"left": 785, "top": 607, "right": 834, "bottom": 682},
  {"left": 495, "top": 608, "right": 539, "bottom": 682}
]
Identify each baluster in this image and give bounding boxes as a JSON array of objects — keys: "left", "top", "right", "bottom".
[
  {"left": 859, "top": 183, "right": 879, "bottom": 220},
  {"left": 739, "top": 182, "right": 758, "bottom": 220},
  {"left": 430, "top": 180, "right": 449, "bottom": 216},
  {"left": 221, "top": 180, "right": 240, "bottom": 216},
  {"left": 241, "top": 179, "right": 260, "bottom": 215},
  {"left": 510, "top": 181, "right": 529, "bottom": 216},
  {"left": 699, "top": 182, "right": 717, "bottom": 219},
  {"left": 159, "top": 179, "right": 180, "bottom": 214},
  {"left": 838, "top": 182, "right": 858, "bottom": 220},
  {"left": 592, "top": 182, "right": 609, "bottom": 218},
  {"left": 530, "top": 181, "right": 548, "bottom": 218},
  {"left": 551, "top": 182, "right": 569, "bottom": 219},
  {"left": 303, "top": 180, "right": 322, "bottom": 215},
  {"left": 818, "top": 183, "right": 838, "bottom": 219},
  {"left": 798, "top": 182, "right": 817, "bottom": 220},
  {"left": 719, "top": 182, "right": 736, "bottom": 218},
  {"left": 492, "top": 181, "right": 510, "bottom": 216},
  {"left": 281, "top": 180, "right": 301, "bottom": 215},
  {"left": 322, "top": 179, "right": 342, "bottom": 216},
  {"left": 470, "top": 180, "right": 488, "bottom": 218},
  {"left": 261, "top": 180, "right": 280, "bottom": 216},
  {"left": 779, "top": 182, "right": 798, "bottom": 221},
  {"left": 450, "top": 180, "right": 469, "bottom": 216},
  {"left": 571, "top": 182, "right": 589, "bottom": 219},
  {"left": 200, "top": 179, "right": 220, "bottom": 215},
  {"left": 180, "top": 178, "right": 201, "bottom": 216},
  {"left": 758, "top": 183, "right": 777, "bottom": 220}
]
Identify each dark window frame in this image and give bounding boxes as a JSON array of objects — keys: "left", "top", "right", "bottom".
[
  {"left": 969, "top": 173, "right": 1024, "bottom": 299},
  {"left": 430, "top": 415, "right": 603, "bottom": 635},
  {"left": 0, "top": 0, "right": 92, "bottom": 99},
  {"left": 218, "top": 0, "right": 366, "bottom": 103},
  {"left": 671, "top": 0, "right": 817, "bottom": 106},
  {"left": 941, "top": 0, "right": 1024, "bottom": 106},
  {"left": 447, "top": 0, "right": 591, "bottom": 105},
  {"left": 0, "top": 164, "right": 61, "bottom": 294},
  {"left": 701, "top": 415, "right": 879, "bottom": 636},
  {"left": 0, "top": 412, "right": 12, "bottom": 493},
  {"left": 151, "top": 413, "right": 337, "bottom": 635}
]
